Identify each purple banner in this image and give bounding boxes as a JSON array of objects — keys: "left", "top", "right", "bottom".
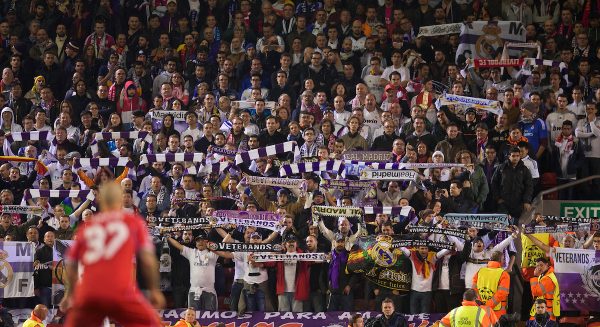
[
  {"left": 343, "top": 151, "right": 392, "bottom": 162},
  {"left": 553, "top": 248, "right": 600, "bottom": 311},
  {"left": 7, "top": 310, "right": 444, "bottom": 327},
  {"left": 157, "top": 310, "right": 445, "bottom": 326}
]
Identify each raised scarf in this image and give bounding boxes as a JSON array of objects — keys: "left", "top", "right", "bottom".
[
  {"left": 555, "top": 133, "right": 574, "bottom": 153},
  {"left": 329, "top": 248, "right": 348, "bottom": 289}
]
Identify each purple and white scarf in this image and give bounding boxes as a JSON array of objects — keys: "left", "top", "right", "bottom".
[
  {"left": 139, "top": 152, "right": 205, "bottom": 175},
  {"left": 73, "top": 157, "right": 135, "bottom": 169},
  {"left": 279, "top": 160, "right": 345, "bottom": 177},
  {"left": 24, "top": 189, "right": 94, "bottom": 201},
  {"left": 209, "top": 146, "right": 237, "bottom": 157},
  {"left": 90, "top": 131, "right": 154, "bottom": 156},
  {"left": 235, "top": 141, "right": 299, "bottom": 165},
  {"left": 3, "top": 131, "right": 55, "bottom": 156}
]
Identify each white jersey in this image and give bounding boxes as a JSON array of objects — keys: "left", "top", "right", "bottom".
[{"left": 546, "top": 110, "right": 577, "bottom": 141}]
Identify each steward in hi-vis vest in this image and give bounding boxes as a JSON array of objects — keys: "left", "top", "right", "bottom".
[
  {"left": 440, "top": 289, "right": 498, "bottom": 327},
  {"left": 529, "top": 257, "right": 560, "bottom": 320},
  {"left": 472, "top": 251, "right": 510, "bottom": 319}
]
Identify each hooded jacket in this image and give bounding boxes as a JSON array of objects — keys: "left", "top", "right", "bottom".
[
  {"left": 117, "top": 81, "right": 147, "bottom": 128},
  {"left": 0, "top": 107, "right": 23, "bottom": 133}
]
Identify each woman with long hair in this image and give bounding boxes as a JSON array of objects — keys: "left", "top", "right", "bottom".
[
  {"left": 330, "top": 82, "right": 348, "bottom": 102},
  {"left": 159, "top": 113, "right": 180, "bottom": 139},
  {"left": 102, "top": 112, "right": 124, "bottom": 132}
]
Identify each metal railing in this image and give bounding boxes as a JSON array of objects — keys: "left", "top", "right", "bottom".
[{"left": 519, "top": 174, "right": 600, "bottom": 223}]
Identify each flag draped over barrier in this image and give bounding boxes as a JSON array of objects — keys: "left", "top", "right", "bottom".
[
  {"left": 0, "top": 242, "right": 35, "bottom": 298},
  {"left": 553, "top": 247, "right": 600, "bottom": 311}
]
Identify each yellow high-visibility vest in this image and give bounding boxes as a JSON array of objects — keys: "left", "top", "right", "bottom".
[
  {"left": 530, "top": 272, "right": 561, "bottom": 318},
  {"left": 476, "top": 267, "right": 504, "bottom": 311},
  {"left": 22, "top": 318, "right": 44, "bottom": 327},
  {"left": 450, "top": 306, "right": 486, "bottom": 326}
]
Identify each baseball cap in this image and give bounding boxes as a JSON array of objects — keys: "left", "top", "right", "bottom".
[
  {"left": 65, "top": 152, "right": 81, "bottom": 160},
  {"left": 194, "top": 233, "right": 208, "bottom": 241},
  {"left": 284, "top": 234, "right": 297, "bottom": 243}
]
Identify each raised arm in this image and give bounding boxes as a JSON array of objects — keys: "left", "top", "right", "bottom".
[{"left": 166, "top": 235, "right": 184, "bottom": 252}]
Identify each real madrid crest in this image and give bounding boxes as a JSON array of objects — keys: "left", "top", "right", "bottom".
[
  {"left": 476, "top": 24, "right": 503, "bottom": 59},
  {"left": 370, "top": 235, "right": 397, "bottom": 267},
  {"left": 0, "top": 249, "right": 14, "bottom": 288},
  {"left": 583, "top": 258, "right": 600, "bottom": 299}
]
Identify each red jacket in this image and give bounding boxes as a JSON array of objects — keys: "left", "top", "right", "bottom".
[{"left": 264, "top": 249, "right": 312, "bottom": 301}]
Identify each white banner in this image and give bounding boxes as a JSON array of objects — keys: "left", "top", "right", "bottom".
[
  {"left": 0, "top": 242, "right": 35, "bottom": 298},
  {"left": 456, "top": 21, "right": 525, "bottom": 61},
  {"left": 150, "top": 110, "right": 187, "bottom": 121},
  {"left": 360, "top": 169, "right": 418, "bottom": 181},
  {"left": 252, "top": 252, "right": 328, "bottom": 262},
  {"left": 418, "top": 23, "right": 462, "bottom": 37}
]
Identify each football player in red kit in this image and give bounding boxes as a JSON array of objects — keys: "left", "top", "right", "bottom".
[{"left": 59, "top": 182, "right": 165, "bottom": 327}]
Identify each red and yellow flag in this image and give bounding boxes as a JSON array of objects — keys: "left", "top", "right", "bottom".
[{"left": 0, "top": 155, "right": 48, "bottom": 175}]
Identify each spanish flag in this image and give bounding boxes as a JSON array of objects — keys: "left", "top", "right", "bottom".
[{"left": 0, "top": 156, "right": 49, "bottom": 175}]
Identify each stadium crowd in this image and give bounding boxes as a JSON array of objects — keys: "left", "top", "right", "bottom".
[{"left": 0, "top": 0, "right": 599, "bottom": 326}]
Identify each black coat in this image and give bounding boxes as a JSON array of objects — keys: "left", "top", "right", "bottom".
[
  {"left": 491, "top": 160, "right": 534, "bottom": 206},
  {"left": 371, "top": 133, "right": 399, "bottom": 151}
]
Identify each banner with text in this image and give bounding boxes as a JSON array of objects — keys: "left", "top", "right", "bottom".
[
  {"left": 0, "top": 242, "right": 35, "bottom": 298},
  {"left": 456, "top": 21, "right": 525, "bottom": 61},
  {"left": 347, "top": 235, "right": 412, "bottom": 291},
  {"left": 553, "top": 247, "right": 600, "bottom": 311},
  {"left": 343, "top": 151, "right": 392, "bottom": 162},
  {"left": 360, "top": 169, "right": 418, "bottom": 181}
]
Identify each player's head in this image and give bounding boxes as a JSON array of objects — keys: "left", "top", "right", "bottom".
[{"left": 98, "top": 181, "right": 124, "bottom": 211}]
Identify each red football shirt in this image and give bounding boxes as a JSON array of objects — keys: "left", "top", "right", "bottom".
[{"left": 66, "top": 211, "right": 154, "bottom": 298}]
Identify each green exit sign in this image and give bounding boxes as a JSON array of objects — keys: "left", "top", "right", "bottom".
[{"left": 560, "top": 202, "right": 600, "bottom": 218}]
